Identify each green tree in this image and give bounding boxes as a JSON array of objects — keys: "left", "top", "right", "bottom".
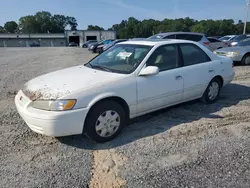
[
  {"left": 18, "top": 11, "right": 78, "bottom": 33},
  {"left": 0, "top": 26, "right": 5, "bottom": 33},
  {"left": 51, "top": 14, "right": 68, "bottom": 32},
  {"left": 4, "top": 21, "right": 18, "bottom": 33},
  {"left": 19, "top": 15, "right": 39, "bottom": 33},
  {"left": 87, "top": 25, "right": 104, "bottom": 30},
  {"left": 67, "top": 16, "right": 78, "bottom": 30}
]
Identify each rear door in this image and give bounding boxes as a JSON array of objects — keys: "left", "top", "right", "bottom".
[{"left": 178, "top": 43, "right": 217, "bottom": 100}]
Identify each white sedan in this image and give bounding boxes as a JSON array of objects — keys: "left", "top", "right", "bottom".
[{"left": 15, "top": 39, "right": 235, "bottom": 142}]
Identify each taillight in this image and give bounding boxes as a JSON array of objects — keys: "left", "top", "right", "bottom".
[{"left": 203, "top": 42, "right": 210, "bottom": 45}]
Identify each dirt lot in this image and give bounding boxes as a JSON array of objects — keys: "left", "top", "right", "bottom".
[{"left": 1, "top": 47, "right": 250, "bottom": 188}]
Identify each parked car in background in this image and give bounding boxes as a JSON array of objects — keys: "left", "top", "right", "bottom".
[
  {"left": 101, "top": 39, "right": 128, "bottom": 52},
  {"left": 214, "top": 38, "right": 250, "bottom": 65},
  {"left": 228, "top": 34, "right": 250, "bottom": 47},
  {"left": 82, "top": 40, "right": 97, "bottom": 48},
  {"left": 129, "top": 38, "right": 146, "bottom": 40},
  {"left": 210, "top": 36, "right": 222, "bottom": 39},
  {"left": 88, "top": 39, "right": 114, "bottom": 53},
  {"left": 15, "top": 39, "right": 234, "bottom": 142},
  {"left": 219, "top": 35, "right": 237, "bottom": 43},
  {"left": 29, "top": 43, "right": 40, "bottom": 47},
  {"left": 148, "top": 32, "right": 212, "bottom": 50},
  {"left": 68, "top": 42, "right": 78, "bottom": 47},
  {"left": 207, "top": 37, "right": 229, "bottom": 51}
]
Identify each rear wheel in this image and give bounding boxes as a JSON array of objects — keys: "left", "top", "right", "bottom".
[
  {"left": 241, "top": 54, "right": 250, "bottom": 66},
  {"left": 84, "top": 100, "right": 126, "bottom": 142},
  {"left": 201, "top": 78, "right": 222, "bottom": 104}
]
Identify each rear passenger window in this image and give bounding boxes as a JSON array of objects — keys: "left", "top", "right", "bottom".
[
  {"left": 180, "top": 44, "right": 211, "bottom": 66},
  {"left": 176, "top": 34, "right": 189, "bottom": 40},
  {"left": 176, "top": 34, "right": 203, "bottom": 42},
  {"left": 186, "top": 34, "right": 203, "bottom": 42},
  {"left": 163, "top": 35, "right": 176, "bottom": 39}
]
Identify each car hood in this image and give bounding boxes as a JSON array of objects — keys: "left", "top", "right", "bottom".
[
  {"left": 97, "top": 44, "right": 105, "bottom": 48},
  {"left": 215, "top": 46, "right": 246, "bottom": 52},
  {"left": 104, "top": 44, "right": 113, "bottom": 48},
  {"left": 22, "top": 65, "right": 125, "bottom": 100}
]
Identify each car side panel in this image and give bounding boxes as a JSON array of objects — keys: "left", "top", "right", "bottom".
[{"left": 65, "top": 75, "right": 138, "bottom": 118}]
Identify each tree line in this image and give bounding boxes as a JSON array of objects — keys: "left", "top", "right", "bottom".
[
  {"left": 0, "top": 11, "right": 248, "bottom": 38},
  {"left": 0, "top": 11, "right": 78, "bottom": 34},
  {"left": 109, "top": 17, "right": 248, "bottom": 38}
]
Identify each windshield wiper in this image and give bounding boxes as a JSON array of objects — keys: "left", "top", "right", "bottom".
[{"left": 92, "top": 65, "right": 113, "bottom": 72}]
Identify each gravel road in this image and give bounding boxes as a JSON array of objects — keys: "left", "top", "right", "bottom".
[{"left": 0, "top": 47, "right": 250, "bottom": 188}]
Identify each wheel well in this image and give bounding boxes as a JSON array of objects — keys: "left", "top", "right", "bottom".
[
  {"left": 83, "top": 96, "right": 130, "bottom": 132},
  {"left": 213, "top": 75, "right": 224, "bottom": 87},
  {"left": 242, "top": 52, "right": 250, "bottom": 61}
]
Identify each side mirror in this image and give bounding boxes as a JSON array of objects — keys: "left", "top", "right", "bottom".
[{"left": 139, "top": 66, "right": 159, "bottom": 76}]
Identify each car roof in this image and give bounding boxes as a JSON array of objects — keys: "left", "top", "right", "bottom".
[
  {"left": 120, "top": 39, "right": 198, "bottom": 46},
  {"left": 152, "top": 32, "right": 205, "bottom": 36}
]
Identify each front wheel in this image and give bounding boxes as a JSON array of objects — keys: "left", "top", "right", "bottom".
[
  {"left": 84, "top": 100, "right": 126, "bottom": 142},
  {"left": 201, "top": 78, "right": 222, "bottom": 104},
  {"left": 241, "top": 54, "right": 250, "bottom": 66}
]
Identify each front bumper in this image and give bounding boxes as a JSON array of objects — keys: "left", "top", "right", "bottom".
[
  {"left": 15, "top": 90, "right": 88, "bottom": 137},
  {"left": 215, "top": 53, "right": 242, "bottom": 62},
  {"left": 230, "top": 55, "right": 242, "bottom": 62}
]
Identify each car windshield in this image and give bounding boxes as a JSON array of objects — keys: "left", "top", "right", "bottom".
[
  {"left": 86, "top": 44, "right": 152, "bottom": 74},
  {"left": 233, "top": 35, "right": 246, "bottom": 42},
  {"left": 236, "top": 38, "right": 250, "bottom": 46}
]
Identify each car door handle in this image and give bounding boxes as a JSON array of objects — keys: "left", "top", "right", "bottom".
[
  {"left": 175, "top": 75, "right": 182, "bottom": 80},
  {"left": 209, "top": 69, "right": 214, "bottom": 73}
]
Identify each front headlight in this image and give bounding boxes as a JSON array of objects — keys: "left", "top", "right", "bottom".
[
  {"left": 227, "top": 52, "right": 240, "bottom": 56},
  {"left": 32, "top": 99, "right": 76, "bottom": 111}
]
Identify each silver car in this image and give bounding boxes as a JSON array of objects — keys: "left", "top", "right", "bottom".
[
  {"left": 214, "top": 38, "right": 250, "bottom": 65},
  {"left": 148, "top": 32, "right": 212, "bottom": 50}
]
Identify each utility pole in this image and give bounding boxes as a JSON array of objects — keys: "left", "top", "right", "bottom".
[{"left": 243, "top": 0, "right": 250, "bottom": 34}]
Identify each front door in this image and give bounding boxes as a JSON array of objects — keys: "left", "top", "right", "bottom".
[{"left": 136, "top": 44, "right": 184, "bottom": 115}]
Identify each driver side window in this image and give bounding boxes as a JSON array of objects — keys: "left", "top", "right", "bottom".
[{"left": 146, "top": 44, "right": 179, "bottom": 71}]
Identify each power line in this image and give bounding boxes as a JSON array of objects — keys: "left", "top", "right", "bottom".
[{"left": 243, "top": 0, "right": 250, "bottom": 34}]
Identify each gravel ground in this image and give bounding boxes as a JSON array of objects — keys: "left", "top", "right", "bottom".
[{"left": 1, "top": 47, "right": 250, "bottom": 188}]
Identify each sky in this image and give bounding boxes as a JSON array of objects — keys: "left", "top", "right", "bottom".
[{"left": 0, "top": 0, "right": 247, "bottom": 29}]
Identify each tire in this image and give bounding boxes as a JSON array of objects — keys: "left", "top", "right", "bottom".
[
  {"left": 241, "top": 54, "right": 250, "bottom": 66},
  {"left": 96, "top": 48, "right": 101, "bottom": 54},
  {"left": 201, "top": 77, "right": 222, "bottom": 104},
  {"left": 84, "top": 100, "right": 126, "bottom": 143}
]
